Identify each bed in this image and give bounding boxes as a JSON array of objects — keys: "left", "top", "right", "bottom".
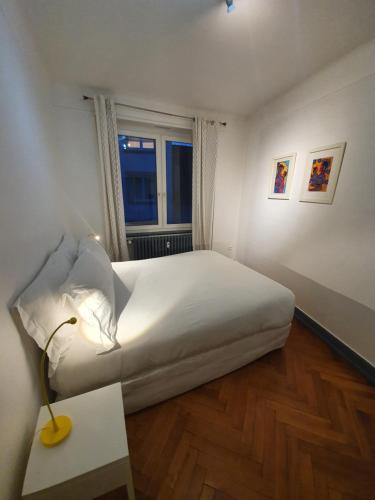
[{"left": 50, "top": 250, "right": 295, "bottom": 413}]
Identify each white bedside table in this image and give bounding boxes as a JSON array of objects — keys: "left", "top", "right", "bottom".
[{"left": 22, "top": 383, "right": 135, "bottom": 500}]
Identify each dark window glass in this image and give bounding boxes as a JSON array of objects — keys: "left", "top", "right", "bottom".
[
  {"left": 118, "top": 135, "right": 158, "bottom": 226},
  {"left": 166, "top": 141, "right": 193, "bottom": 224}
]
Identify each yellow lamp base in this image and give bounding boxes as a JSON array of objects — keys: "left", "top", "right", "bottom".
[{"left": 40, "top": 415, "right": 72, "bottom": 447}]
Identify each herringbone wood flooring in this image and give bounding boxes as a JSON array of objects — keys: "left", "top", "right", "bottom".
[{"left": 99, "top": 319, "right": 375, "bottom": 500}]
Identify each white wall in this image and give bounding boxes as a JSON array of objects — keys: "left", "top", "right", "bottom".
[
  {"left": 51, "top": 83, "right": 247, "bottom": 258},
  {"left": 50, "top": 84, "right": 106, "bottom": 239},
  {"left": 213, "top": 118, "right": 247, "bottom": 257},
  {"left": 237, "top": 40, "right": 375, "bottom": 365},
  {"left": 0, "top": 1, "right": 81, "bottom": 498}
]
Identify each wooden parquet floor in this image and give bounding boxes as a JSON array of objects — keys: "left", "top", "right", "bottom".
[{"left": 99, "top": 319, "right": 375, "bottom": 500}]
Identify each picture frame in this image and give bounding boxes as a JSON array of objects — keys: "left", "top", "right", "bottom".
[
  {"left": 300, "top": 142, "right": 346, "bottom": 204},
  {"left": 268, "top": 153, "right": 296, "bottom": 200}
]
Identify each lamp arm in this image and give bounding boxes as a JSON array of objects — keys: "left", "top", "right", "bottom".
[{"left": 40, "top": 318, "right": 77, "bottom": 432}]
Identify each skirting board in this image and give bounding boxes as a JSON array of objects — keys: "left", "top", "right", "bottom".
[{"left": 294, "top": 307, "right": 375, "bottom": 386}]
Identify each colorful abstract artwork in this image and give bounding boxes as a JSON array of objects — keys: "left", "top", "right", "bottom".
[
  {"left": 269, "top": 154, "right": 296, "bottom": 200},
  {"left": 274, "top": 160, "right": 289, "bottom": 193},
  {"left": 300, "top": 143, "right": 346, "bottom": 204},
  {"left": 308, "top": 157, "right": 333, "bottom": 192}
]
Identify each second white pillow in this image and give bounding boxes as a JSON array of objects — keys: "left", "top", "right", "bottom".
[{"left": 61, "top": 248, "right": 117, "bottom": 353}]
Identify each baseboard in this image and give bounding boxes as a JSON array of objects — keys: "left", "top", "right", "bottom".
[{"left": 294, "top": 307, "right": 375, "bottom": 385}]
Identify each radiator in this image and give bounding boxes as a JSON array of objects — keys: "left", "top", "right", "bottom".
[{"left": 127, "top": 232, "right": 192, "bottom": 260}]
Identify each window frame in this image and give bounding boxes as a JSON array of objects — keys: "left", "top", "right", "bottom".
[{"left": 118, "top": 127, "right": 193, "bottom": 234}]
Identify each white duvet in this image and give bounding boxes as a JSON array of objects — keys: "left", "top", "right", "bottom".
[{"left": 51, "top": 251, "right": 295, "bottom": 398}]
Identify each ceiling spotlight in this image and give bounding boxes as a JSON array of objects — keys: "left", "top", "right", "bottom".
[{"left": 226, "top": 0, "right": 235, "bottom": 13}]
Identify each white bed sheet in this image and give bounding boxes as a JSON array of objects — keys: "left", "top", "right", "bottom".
[{"left": 50, "top": 251, "right": 295, "bottom": 398}]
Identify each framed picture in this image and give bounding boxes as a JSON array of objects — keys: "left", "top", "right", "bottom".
[
  {"left": 268, "top": 153, "right": 296, "bottom": 200},
  {"left": 300, "top": 142, "right": 346, "bottom": 204}
]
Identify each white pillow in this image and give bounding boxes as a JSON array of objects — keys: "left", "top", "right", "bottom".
[
  {"left": 14, "top": 235, "right": 79, "bottom": 374},
  {"left": 60, "top": 248, "right": 117, "bottom": 353},
  {"left": 58, "top": 233, "right": 78, "bottom": 265}
]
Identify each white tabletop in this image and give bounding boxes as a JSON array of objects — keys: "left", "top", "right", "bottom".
[{"left": 23, "top": 383, "right": 128, "bottom": 497}]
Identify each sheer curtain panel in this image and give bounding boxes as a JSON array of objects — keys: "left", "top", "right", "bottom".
[
  {"left": 192, "top": 117, "right": 218, "bottom": 251},
  {"left": 94, "top": 95, "right": 129, "bottom": 261}
]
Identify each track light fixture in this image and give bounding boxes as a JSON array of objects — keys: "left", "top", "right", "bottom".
[{"left": 226, "top": 0, "right": 235, "bottom": 14}]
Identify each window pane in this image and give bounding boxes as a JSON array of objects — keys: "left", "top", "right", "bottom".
[
  {"left": 142, "top": 140, "right": 154, "bottom": 149},
  {"left": 166, "top": 141, "right": 192, "bottom": 224},
  {"left": 127, "top": 139, "right": 141, "bottom": 149},
  {"left": 118, "top": 135, "right": 158, "bottom": 226}
]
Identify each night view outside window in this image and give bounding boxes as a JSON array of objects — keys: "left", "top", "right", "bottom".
[
  {"left": 118, "top": 133, "right": 193, "bottom": 231},
  {"left": 118, "top": 135, "right": 158, "bottom": 226},
  {"left": 166, "top": 141, "right": 192, "bottom": 224}
]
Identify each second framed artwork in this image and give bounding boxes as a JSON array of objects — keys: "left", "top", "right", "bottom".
[
  {"left": 300, "top": 142, "right": 346, "bottom": 204},
  {"left": 268, "top": 153, "right": 296, "bottom": 200}
]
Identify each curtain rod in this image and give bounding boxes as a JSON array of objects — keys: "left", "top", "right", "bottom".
[{"left": 82, "top": 95, "right": 227, "bottom": 126}]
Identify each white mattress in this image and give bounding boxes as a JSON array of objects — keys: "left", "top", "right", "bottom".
[{"left": 50, "top": 251, "right": 295, "bottom": 400}]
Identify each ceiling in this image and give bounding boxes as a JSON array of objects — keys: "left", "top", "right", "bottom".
[{"left": 22, "top": 0, "right": 375, "bottom": 116}]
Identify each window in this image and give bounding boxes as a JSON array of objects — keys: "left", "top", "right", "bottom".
[
  {"left": 118, "top": 130, "right": 192, "bottom": 232},
  {"left": 166, "top": 141, "right": 193, "bottom": 224},
  {"left": 118, "top": 135, "right": 158, "bottom": 226}
]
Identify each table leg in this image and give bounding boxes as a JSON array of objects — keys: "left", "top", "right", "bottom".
[{"left": 125, "top": 461, "right": 135, "bottom": 500}]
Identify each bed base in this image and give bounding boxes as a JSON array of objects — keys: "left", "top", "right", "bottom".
[{"left": 121, "top": 324, "right": 291, "bottom": 414}]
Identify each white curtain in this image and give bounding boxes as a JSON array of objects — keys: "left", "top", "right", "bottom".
[
  {"left": 192, "top": 117, "right": 218, "bottom": 251},
  {"left": 94, "top": 95, "right": 129, "bottom": 261}
]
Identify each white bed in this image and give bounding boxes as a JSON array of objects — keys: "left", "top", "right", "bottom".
[{"left": 50, "top": 250, "right": 295, "bottom": 413}]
